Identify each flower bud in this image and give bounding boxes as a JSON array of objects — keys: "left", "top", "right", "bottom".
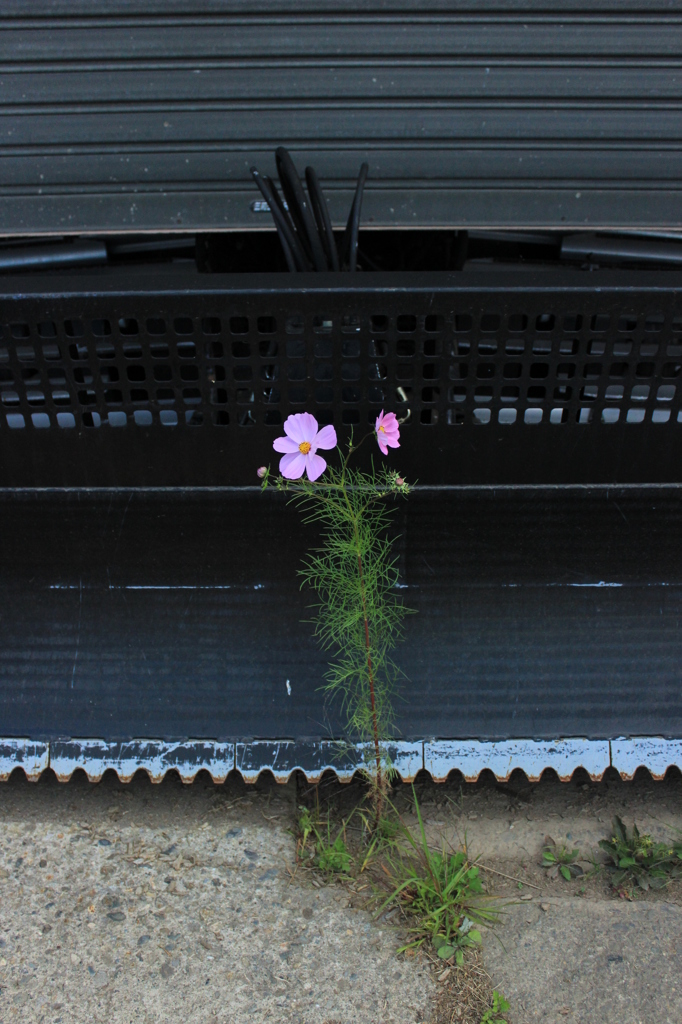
[{"left": 257, "top": 466, "right": 267, "bottom": 479}]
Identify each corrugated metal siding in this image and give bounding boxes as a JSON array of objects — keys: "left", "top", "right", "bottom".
[{"left": 1, "top": 2, "right": 682, "bottom": 234}]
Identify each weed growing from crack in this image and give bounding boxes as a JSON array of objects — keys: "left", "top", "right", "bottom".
[
  {"left": 372, "top": 786, "right": 501, "bottom": 962},
  {"left": 599, "top": 815, "right": 682, "bottom": 892},
  {"left": 541, "top": 840, "right": 583, "bottom": 881},
  {"left": 295, "top": 781, "right": 507, "bottom": 1024},
  {"left": 295, "top": 805, "right": 353, "bottom": 877},
  {"left": 479, "top": 990, "right": 511, "bottom": 1024}
]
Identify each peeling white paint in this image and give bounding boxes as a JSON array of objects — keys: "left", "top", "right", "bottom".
[
  {"left": 235, "top": 740, "right": 424, "bottom": 783},
  {"left": 50, "top": 740, "right": 236, "bottom": 784},
  {"left": 423, "top": 738, "right": 612, "bottom": 782},
  {"left": 610, "top": 737, "right": 682, "bottom": 780},
  {"left": 0, "top": 740, "right": 49, "bottom": 781},
  {"left": 0, "top": 737, "right": 679, "bottom": 785}
]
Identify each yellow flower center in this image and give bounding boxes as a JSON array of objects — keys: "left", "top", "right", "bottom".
[
  {"left": 299, "top": 441, "right": 312, "bottom": 455},
  {"left": 378, "top": 425, "right": 385, "bottom": 433}
]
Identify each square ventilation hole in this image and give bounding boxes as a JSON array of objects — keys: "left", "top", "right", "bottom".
[
  {"left": 498, "top": 408, "right": 517, "bottom": 425},
  {"left": 652, "top": 408, "right": 671, "bottom": 423},
  {"left": 473, "top": 408, "right": 491, "bottom": 424},
  {"left": 202, "top": 317, "right": 221, "bottom": 335},
  {"left": 257, "top": 316, "right": 276, "bottom": 334},
  {"left": 397, "top": 315, "right": 417, "bottom": 333},
  {"left": 601, "top": 408, "right": 620, "bottom": 424},
  {"left": 174, "top": 318, "right": 194, "bottom": 336},
  {"left": 118, "top": 318, "right": 138, "bottom": 336},
  {"left": 524, "top": 408, "right": 543, "bottom": 424},
  {"left": 626, "top": 408, "right": 646, "bottom": 423}
]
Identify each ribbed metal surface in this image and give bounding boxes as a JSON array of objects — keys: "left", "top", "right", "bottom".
[
  {"left": 2, "top": 2, "right": 682, "bottom": 234},
  {"left": 1, "top": 487, "right": 682, "bottom": 747}
]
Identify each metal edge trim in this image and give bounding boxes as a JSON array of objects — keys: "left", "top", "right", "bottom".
[{"left": 0, "top": 737, "right": 679, "bottom": 784}]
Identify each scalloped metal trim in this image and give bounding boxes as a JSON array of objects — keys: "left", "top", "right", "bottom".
[
  {"left": 424, "top": 738, "right": 612, "bottom": 782},
  {"left": 610, "top": 737, "right": 682, "bottom": 780},
  {"left": 0, "top": 737, "right": 679, "bottom": 784}
]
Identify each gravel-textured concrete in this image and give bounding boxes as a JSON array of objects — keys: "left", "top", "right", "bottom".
[
  {"left": 0, "top": 771, "right": 433, "bottom": 1024},
  {"left": 1, "top": 767, "right": 682, "bottom": 1024},
  {"left": 484, "top": 898, "right": 682, "bottom": 1024},
  {"left": 408, "top": 769, "right": 682, "bottom": 1024}
]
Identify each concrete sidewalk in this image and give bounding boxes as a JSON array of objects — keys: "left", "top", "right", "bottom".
[{"left": 0, "top": 767, "right": 680, "bottom": 1024}]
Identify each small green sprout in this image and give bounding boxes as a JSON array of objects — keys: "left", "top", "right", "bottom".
[
  {"left": 480, "top": 990, "right": 511, "bottom": 1024},
  {"left": 541, "top": 839, "right": 583, "bottom": 881}
]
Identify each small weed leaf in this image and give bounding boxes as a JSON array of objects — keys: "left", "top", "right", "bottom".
[
  {"left": 294, "top": 805, "right": 354, "bottom": 876},
  {"left": 541, "top": 843, "right": 582, "bottom": 880},
  {"left": 599, "top": 816, "right": 682, "bottom": 892},
  {"left": 479, "top": 989, "right": 511, "bottom": 1024}
]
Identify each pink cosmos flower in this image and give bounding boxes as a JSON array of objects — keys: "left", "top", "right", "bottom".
[
  {"left": 375, "top": 410, "right": 400, "bottom": 455},
  {"left": 273, "top": 412, "right": 337, "bottom": 481}
]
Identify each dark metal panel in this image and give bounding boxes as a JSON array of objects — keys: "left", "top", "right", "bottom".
[
  {"left": 5, "top": 189, "right": 682, "bottom": 237},
  {"left": 0, "top": 487, "right": 680, "bottom": 744},
  {"left": 2, "top": 4, "right": 682, "bottom": 232},
  {"left": 8, "top": 108, "right": 682, "bottom": 148},
  {"left": 5, "top": 19, "right": 682, "bottom": 62},
  {"left": 5, "top": 67, "right": 682, "bottom": 105}
]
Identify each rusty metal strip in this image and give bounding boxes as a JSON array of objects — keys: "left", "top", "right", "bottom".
[
  {"left": 423, "top": 738, "right": 613, "bottom": 783},
  {"left": 235, "top": 740, "right": 424, "bottom": 783},
  {"left": 49, "top": 740, "right": 236, "bottom": 783},
  {"left": 610, "top": 737, "right": 682, "bottom": 781},
  {"left": 0, "top": 739, "right": 49, "bottom": 781}
]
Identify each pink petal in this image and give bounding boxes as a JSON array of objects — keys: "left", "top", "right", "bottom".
[
  {"left": 283, "top": 414, "right": 308, "bottom": 444},
  {"left": 382, "top": 412, "right": 399, "bottom": 430},
  {"left": 377, "top": 436, "right": 389, "bottom": 456},
  {"left": 305, "top": 453, "right": 327, "bottom": 481},
  {"left": 298, "top": 411, "right": 320, "bottom": 444},
  {"left": 273, "top": 435, "right": 300, "bottom": 454},
  {"left": 384, "top": 435, "right": 400, "bottom": 449},
  {"left": 279, "top": 452, "right": 307, "bottom": 479},
  {"left": 314, "top": 424, "right": 337, "bottom": 450}
]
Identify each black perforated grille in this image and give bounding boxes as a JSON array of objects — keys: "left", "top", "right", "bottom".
[{"left": 1, "top": 269, "right": 682, "bottom": 487}]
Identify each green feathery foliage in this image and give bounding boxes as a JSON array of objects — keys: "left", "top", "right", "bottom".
[{"left": 260, "top": 428, "right": 414, "bottom": 814}]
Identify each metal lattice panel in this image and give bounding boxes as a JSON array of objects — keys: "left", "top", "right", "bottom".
[{"left": 0, "top": 266, "right": 682, "bottom": 486}]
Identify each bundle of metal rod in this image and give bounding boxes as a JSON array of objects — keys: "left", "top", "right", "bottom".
[{"left": 251, "top": 147, "right": 368, "bottom": 272}]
